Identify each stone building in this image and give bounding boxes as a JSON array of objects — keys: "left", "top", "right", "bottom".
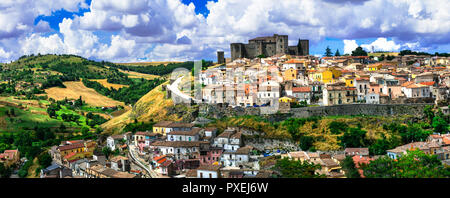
[{"left": 230, "top": 34, "right": 309, "bottom": 61}]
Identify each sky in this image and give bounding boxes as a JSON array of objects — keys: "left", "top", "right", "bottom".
[{"left": 0, "top": 0, "right": 449, "bottom": 63}]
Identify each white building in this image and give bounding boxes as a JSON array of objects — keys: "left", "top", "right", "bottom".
[
  {"left": 197, "top": 165, "right": 221, "bottom": 178},
  {"left": 365, "top": 92, "right": 380, "bottom": 104}
]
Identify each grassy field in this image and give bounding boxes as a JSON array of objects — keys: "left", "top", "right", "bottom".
[
  {"left": 0, "top": 105, "right": 64, "bottom": 133},
  {"left": 90, "top": 79, "right": 129, "bottom": 90},
  {"left": 119, "top": 61, "right": 183, "bottom": 66},
  {"left": 44, "top": 81, "right": 127, "bottom": 107},
  {"left": 119, "top": 69, "right": 160, "bottom": 80}
]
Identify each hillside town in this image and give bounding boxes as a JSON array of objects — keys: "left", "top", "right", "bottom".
[
  {"left": 197, "top": 42, "right": 450, "bottom": 109},
  {"left": 7, "top": 119, "right": 444, "bottom": 178},
  {"left": 1, "top": 35, "right": 449, "bottom": 179}
]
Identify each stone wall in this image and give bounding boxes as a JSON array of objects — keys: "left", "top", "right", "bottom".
[{"left": 199, "top": 103, "right": 433, "bottom": 120}]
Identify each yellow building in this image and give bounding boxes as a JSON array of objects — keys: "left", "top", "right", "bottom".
[
  {"left": 283, "top": 68, "right": 299, "bottom": 81},
  {"left": 56, "top": 140, "right": 96, "bottom": 164},
  {"left": 279, "top": 96, "right": 297, "bottom": 103},
  {"left": 366, "top": 64, "right": 383, "bottom": 71},
  {"left": 309, "top": 70, "right": 339, "bottom": 84},
  {"left": 153, "top": 121, "right": 174, "bottom": 136},
  {"left": 345, "top": 77, "right": 356, "bottom": 87}
]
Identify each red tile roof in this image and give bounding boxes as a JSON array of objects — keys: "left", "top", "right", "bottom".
[
  {"left": 292, "top": 87, "right": 311, "bottom": 93},
  {"left": 419, "top": 81, "right": 435, "bottom": 86}
]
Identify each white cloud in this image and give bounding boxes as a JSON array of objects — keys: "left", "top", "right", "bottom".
[
  {"left": 361, "top": 37, "right": 401, "bottom": 52},
  {"left": 343, "top": 40, "right": 359, "bottom": 54},
  {"left": 1, "top": 0, "right": 450, "bottom": 62}
]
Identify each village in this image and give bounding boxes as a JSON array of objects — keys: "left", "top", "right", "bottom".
[{"left": 2, "top": 34, "right": 450, "bottom": 179}]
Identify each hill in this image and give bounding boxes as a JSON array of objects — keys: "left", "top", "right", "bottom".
[
  {"left": 101, "top": 82, "right": 182, "bottom": 134},
  {"left": 44, "top": 81, "right": 128, "bottom": 108}
]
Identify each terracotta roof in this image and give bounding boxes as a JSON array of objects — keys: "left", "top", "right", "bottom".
[
  {"left": 168, "top": 128, "right": 203, "bottom": 136},
  {"left": 150, "top": 141, "right": 209, "bottom": 148},
  {"left": 401, "top": 81, "right": 414, "bottom": 87},
  {"left": 168, "top": 122, "right": 195, "bottom": 128},
  {"left": 153, "top": 121, "right": 174, "bottom": 127},
  {"left": 284, "top": 59, "right": 304, "bottom": 64},
  {"left": 63, "top": 152, "right": 77, "bottom": 159},
  {"left": 292, "top": 87, "right": 311, "bottom": 93},
  {"left": 135, "top": 132, "right": 158, "bottom": 136},
  {"left": 58, "top": 142, "right": 85, "bottom": 152},
  {"left": 197, "top": 164, "right": 221, "bottom": 171},
  {"left": 419, "top": 81, "right": 435, "bottom": 86},
  {"left": 186, "top": 169, "right": 197, "bottom": 177}
]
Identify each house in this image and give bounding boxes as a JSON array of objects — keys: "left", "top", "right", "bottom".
[
  {"left": 134, "top": 132, "right": 159, "bottom": 150},
  {"left": 40, "top": 163, "right": 73, "bottom": 178},
  {"left": 167, "top": 128, "right": 203, "bottom": 142},
  {"left": 200, "top": 146, "right": 223, "bottom": 165},
  {"left": 50, "top": 140, "right": 96, "bottom": 166},
  {"left": 85, "top": 164, "right": 138, "bottom": 178},
  {"left": 152, "top": 155, "right": 175, "bottom": 176},
  {"left": 110, "top": 156, "right": 130, "bottom": 172},
  {"left": 387, "top": 142, "right": 431, "bottom": 160},
  {"left": 257, "top": 80, "right": 280, "bottom": 105},
  {"left": 167, "top": 122, "right": 194, "bottom": 132},
  {"left": 365, "top": 92, "right": 380, "bottom": 104},
  {"left": 150, "top": 141, "right": 209, "bottom": 161},
  {"left": 197, "top": 164, "right": 221, "bottom": 178},
  {"left": 290, "top": 87, "right": 311, "bottom": 104},
  {"left": 355, "top": 77, "right": 370, "bottom": 101},
  {"left": 221, "top": 146, "right": 252, "bottom": 168},
  {"left": 323, "top": 83, "right": 357, "bottom": 106},
  {"left": 283, "top": 68, "right": 300, "bottom": 81},
  {"left": 344, "top": 148, "right": 369, "bottom": 157},
  {"left": 106, "top": 134, "right": 125, "bottom": 151},
  {"left": 0, "top": 150, "right": 20, "bottom": 167},
  {"left": 153, "top": 121, "right": 174, "bottom": 136},
  {"left": 213, "top": 128, "right": 243, "bottom": 152},
  {"left": 401, "top": 82, "right": 431, "bottom": 98},
  {"left": 316, "top": 158, "right": 345, "bottom": 178},
  {"left": 282, "top": 59, "right": 306, "bottom": 71},
  {"left": 281, "top": 151, "right": 310, "bottom": 162},
  {"left": 236, "top": 83, "right": 258, "bottom": 107}
]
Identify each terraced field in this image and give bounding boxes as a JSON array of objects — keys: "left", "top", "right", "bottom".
[
  {"left": 90, "top": 79, "right": 129, "bottom": 90},
  {"left": 44, "top": 81, "right": 127, "bottom": 107}
]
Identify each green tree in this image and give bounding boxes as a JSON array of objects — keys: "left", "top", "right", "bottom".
[
  {"left": 423, "top": 105, "right": 435, "bottom": 124},
  {"left": 273, "top": 158, "right": 324, "bottom": 178},
  {"left": 81, "top": 127, "right": 90, "bottom": 137},
  {"left": 324, "top": 46, "right": 333, "bottom": 57},
  {"left": 338, "top": 127, "right": 369, "bottom": 148},
  {"left": 329, "top": 121, "right": 348, "bottom": 134},
  {"left": 369, "top": 134, "right": 400, "bottom": 155},
  {"left": 361, "top": 156, "right": 397, "bottom": 178},
  {"left": 351, "top": 46, "right": 368, "bottom": 56},
  {"left": 334, "top": 49, "right": 341, "bottom": 56},
  {"left": 102, "top": 146, "right": 112, "bottom": 160},
  {"left": 38, "top": 153, "right": 52, "bottom": 169},
  {"left": 299, "top": 135, "right": 314, "bottom": 151},
  {"left": 341, "top": 156, "right": 361, "bottom": 178},
  {"left": 0, "top": 162, "right": 12, "bottom": 178},
  {"left": 432, "top": 116, "right": 449, "bottom": 133},
  {"left": 362, "top": 150, "right": 450, "bottom": 178}
]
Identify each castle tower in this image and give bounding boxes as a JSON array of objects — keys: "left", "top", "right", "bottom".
[{"left": 217, "top": 51, "right": 225, "bottom": 64}]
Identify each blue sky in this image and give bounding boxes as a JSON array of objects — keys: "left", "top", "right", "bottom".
[{"left": 0, "top": 0, "right": 448, "bottom": 63}]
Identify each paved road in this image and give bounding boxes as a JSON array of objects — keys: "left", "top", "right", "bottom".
[
  {"left": 167, "top": 76, "right": 201, "bottom": 103},
  {"left": 128, "top": 144, "right": 159, "bottom": 178}
]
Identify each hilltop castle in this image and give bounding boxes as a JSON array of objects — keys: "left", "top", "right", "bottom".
[{"left": 230, "top": 34, "right": 309, "bottom": 61}]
